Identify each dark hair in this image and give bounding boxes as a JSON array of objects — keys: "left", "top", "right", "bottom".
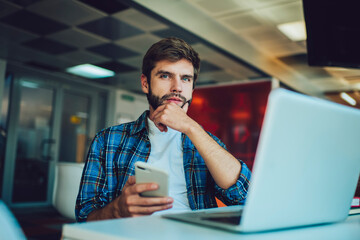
[{"left": 142, "top": 37, "right": 200, "bottom": 87}]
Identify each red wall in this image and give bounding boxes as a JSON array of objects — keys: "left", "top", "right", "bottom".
[{"left": 188, "top": 80, "right": 272, "bottom": 171}]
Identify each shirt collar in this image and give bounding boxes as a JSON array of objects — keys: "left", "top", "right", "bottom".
[
  {"left": 130, "top": 110, "right": 149, "bottom": 136},
  {"left": 130, "top": 110, "right": 193, "bottom": 149}
]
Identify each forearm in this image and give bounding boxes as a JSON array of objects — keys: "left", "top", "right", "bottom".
[
  {"left": 86, "top": 200, "right": 120, "bottom": 221},
  {"left": 185, "top": 122, "right": 241, "bottom": 189}
]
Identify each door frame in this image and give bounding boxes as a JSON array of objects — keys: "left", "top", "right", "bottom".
[{"left": 1, "top": 65, "right": 110, "bottom": 208}]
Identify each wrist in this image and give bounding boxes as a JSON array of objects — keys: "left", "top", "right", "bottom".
[
  {"left": 110, "top": 197, "right": 123, "bottom": 218},
  {"left": 184, "top": 120, "right": 202, "bottom": 137}
]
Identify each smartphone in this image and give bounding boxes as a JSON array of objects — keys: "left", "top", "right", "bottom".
[{"left": 134, "top": 162, "right": 169, "bottom": 197}]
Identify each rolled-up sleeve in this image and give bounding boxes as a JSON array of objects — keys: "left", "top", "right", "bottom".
[
  {"left": 75, "top": 133, "right": 108, "bottom": 222},
  {"left": 214, "top": 160, "right": 251, "bottom": 205},
  {"left": 206, "top": 132, "right": 251, "bottom": 206}
]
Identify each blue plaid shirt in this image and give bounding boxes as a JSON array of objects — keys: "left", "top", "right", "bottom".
[{"left": 76, "top": 111, "right": 251, "bottom": 222}]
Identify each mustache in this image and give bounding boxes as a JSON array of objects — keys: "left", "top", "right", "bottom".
[{"left": 160, "top": 93, "right": 187, "bottom": 104}]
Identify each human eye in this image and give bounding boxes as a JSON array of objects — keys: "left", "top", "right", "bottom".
[
  {"left": 160, "top": 74, "right": 169, "bottom": 79},
  {"left": 182, "top": 76, "right": 192, "bottom": 82}
]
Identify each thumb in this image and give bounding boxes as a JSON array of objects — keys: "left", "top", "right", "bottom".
[{"left": 125, "top": 175, "right": 136, "bottom": 186}]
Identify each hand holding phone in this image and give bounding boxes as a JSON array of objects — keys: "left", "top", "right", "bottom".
[{"left": 135, "top": 162, "right": 169, "bottom": 197}]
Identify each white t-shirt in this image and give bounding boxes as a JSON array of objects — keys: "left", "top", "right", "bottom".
[{"left": 146, "top": 118, "right": 191, "bottom": 214}]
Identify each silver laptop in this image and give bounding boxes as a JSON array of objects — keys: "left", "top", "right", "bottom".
[{"left": 163, "top": 88, "right": 360, "bottom": 232}]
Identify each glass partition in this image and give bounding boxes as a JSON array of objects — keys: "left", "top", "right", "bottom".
[
  {"left": 59, "top": 91, "right": 90, "bottom": 163},
  {"left": 0, "top": 73, "right": 13, "bottom": 198},
  {"left": 12, "top": 84, "right": 54, "bottom": 203}
]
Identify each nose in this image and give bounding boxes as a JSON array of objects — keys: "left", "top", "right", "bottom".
[{"left": 171, "top": 76, "right": 182, "bottom": 93}]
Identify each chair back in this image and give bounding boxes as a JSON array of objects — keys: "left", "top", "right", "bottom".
[{"left": 53, "top": 162, "right": 84, "bottom": 220}]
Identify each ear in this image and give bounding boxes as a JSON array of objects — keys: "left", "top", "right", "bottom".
[{"left": 141, "top": 74, "right": 149, "bottom": 94}]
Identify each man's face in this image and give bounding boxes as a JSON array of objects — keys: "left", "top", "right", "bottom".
[{"left": 141, "top": 59, "right": 194, "bottom": 113}]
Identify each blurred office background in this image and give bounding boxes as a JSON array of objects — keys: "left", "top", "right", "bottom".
[{"left": 0, "top": 0, "right": 359, "bottom": 239}]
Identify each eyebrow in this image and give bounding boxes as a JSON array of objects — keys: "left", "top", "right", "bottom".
[
  {"left": 155, "top": 70, "right": 194, "bottom": 80},
  {"left": 155, "top": 70, "right": 173, "bottom": 77}
]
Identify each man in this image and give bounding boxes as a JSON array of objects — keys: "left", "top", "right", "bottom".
[{"left": 75, "top": 37, "right": 251, "bottom": 222}]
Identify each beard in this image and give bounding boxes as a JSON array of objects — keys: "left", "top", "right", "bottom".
[{"left": 146, "top": 87, "right": 192, "bottom": 110}]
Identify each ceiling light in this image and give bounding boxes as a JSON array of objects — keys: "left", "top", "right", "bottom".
[
  {"left": 340, "top": 92, "right": 356, "bottom": 106},
  {"left": 277, "top": 21, "right": 307, "bottom": 41},
  {"left": 66, "top": 64, "right": 115, "bottom": 79},
  {"left": 20, "top": 81, "right": 39, "bottom": 88}
]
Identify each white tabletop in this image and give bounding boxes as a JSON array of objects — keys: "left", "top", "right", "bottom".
[{"left": 62, "top": 212, "right": 360, "bottom": 240}]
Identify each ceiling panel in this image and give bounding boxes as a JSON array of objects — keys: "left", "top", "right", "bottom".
[
  {"left": 250, "top": 0, "right": 298, "bottom": 8},
  {"left": 203, "top": 52, "right": 262, "bottom": 79},
  {"left": 4, "top": 43, "right": 49, "bottom": 63},
  {"left": 0, "top": 22, "right": 38, "bottom": 43},
  {"left": 87, "top": 43, "right": 140, "bottom": 59},
  {"left": 0, "top": 0, "right": 21, "bottom": 18},
  {"left": 60, "top": 50, "right": 109, "bottom": 65},
  {"left": 6, "top": 0, "right": 42, "bottom": 7},
  {"left": 219, "top": 12, "right": 264, "bottom": 31},
  {"left": 78, "top": 0, "right": 130, "bottom": 14},
  {"left": 27, "top": 0, "right": 105, "bottom": 25},
  {"left": 260, "top": 41, "right": 306, "bottom": 57},
  {"left": 1, "top": 10, "right": 68, "bottom": 35},
  {"left": 117, "top": 55, "right": 143, "bottom": 69},
  {"left": 191, "top": 43, "right": 218, "bottom": 58},
  {"left": 240, "top": 26, "right": 288, "bottom": 43},
  {"left": 25, "top": 60, "right": 61, "bottom": 72},
  {"left": 115, "top": 33, "right": 161, "bottom": 54},
  {"left": 255, "top": 1, "right": 304, "bottom": 25},
  {"left": 152, "top": 27, "right": 201, "bottom": 44},
  {"left": 190, "top": 0, "right": 251, "bottom": 16},
  {"left": 310, "top": 78, "right": 349, "bottom": 92},
  {"left": 96, "top": 61, "right": 138, "bottom": 74},
  {"left": 200, "top": 60, "right": 223, "bottom": 73},
  {"left": 278, "top": 53, "right": 333, "bottom": 79},
  {"left": 113, "top": 9, "right": 168, "bottom": 32},
  {"left": 48, "top": 28, "right": 109, "bottom": 48},
  {"left": 78, "top": 16, "right": 144, "bottom": 41},
  {"left": 325, "top": 67, "right": 360, "bottom": 79},
  {"left": 22, "top": 37, "right": 77, "bottom": 55},
  {"left": 198, "top": 70, "right": 240, "bottom": 83}
]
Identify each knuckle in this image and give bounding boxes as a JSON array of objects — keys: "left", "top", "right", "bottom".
[
  {"left": 128, "top": 206, "right": 134, "bottom": 214},
  {"left": 160, "top": 115, "right": 167, "bottom": 122},
  {"left": 124, "top": 186, "right": 131, "bottom": 194},
  {"left": 135, "top": 184, "right": 143, "bottom": 193},
  {"left": 143, "top": 198, "right": 151, "bottom": 205},
  {"left": 125, "top": 196, "right": 133, "bottom": 205}
]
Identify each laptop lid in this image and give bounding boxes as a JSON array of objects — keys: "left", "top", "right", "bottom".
[
  {"left": 163, "top": 88, "right": 360, "bottom": 232},
  {"left": 240, "top": 88, "right": 360, "bottom": 232}
]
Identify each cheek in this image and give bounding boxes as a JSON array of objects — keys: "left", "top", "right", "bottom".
[
  {"left": 184, "top": 87, "right": 193, "bottom": 99},
  {"left": 152, "top": 81, "right": 170, "bottom": 94}
]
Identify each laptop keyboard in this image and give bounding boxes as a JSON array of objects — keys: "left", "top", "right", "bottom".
[{"left": 200, "top": 211, "right": 242, "bottom": 225}]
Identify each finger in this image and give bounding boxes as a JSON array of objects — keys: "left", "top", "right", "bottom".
[
  {"left": 126, "top": 176, "right": 136, "bottom": 185},
  {"left": 151, "top": 111, "right": 168, "bottom": 132},
  {"left": 149, "top": 105, "right": 166, "bottom": 120},
  {"left": 157, "top": 123, "right": 167, "bottom": 132},
  {"left": 127, "top": 195, "right": 173, "bottom": 206},
  {"left": 127, "top": 182, "right": 158, "bottom": 195},
  {"left": 128, "top": 204, "right": 173, "bottom": 215}
]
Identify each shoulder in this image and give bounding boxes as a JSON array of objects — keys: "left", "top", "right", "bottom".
[
  {"left": 95, "top": 121, "right": 136, "bottom": 141},
  {"left": 94, "top": 111, "right": 149, "bottom": 144}
]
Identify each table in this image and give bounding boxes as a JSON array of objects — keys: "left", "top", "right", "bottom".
[{"left": 62, "top": 212, "right": 360, "bottom": 240}]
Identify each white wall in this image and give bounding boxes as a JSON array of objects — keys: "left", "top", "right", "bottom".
[{"left": 114, "top": 89, "right": 148, "bottom": 125}]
